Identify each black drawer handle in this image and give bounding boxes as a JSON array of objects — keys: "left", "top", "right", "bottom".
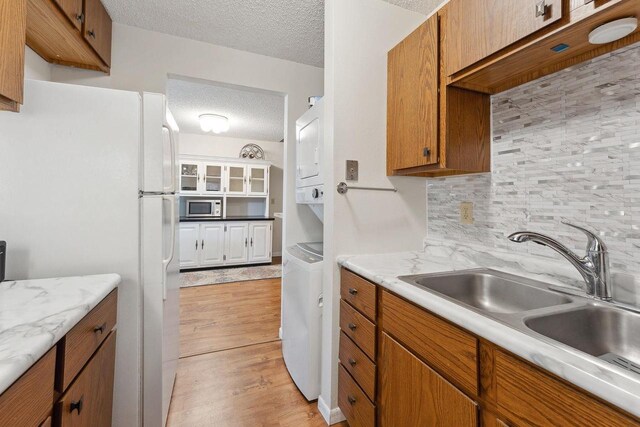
[
  {"left": 348, "top": 323, "right": 357, "bottom": 331},
  {"left": 70, "top": 396, "right": 84, "bottom": 415},
  {"left": 94, "top": 322, "right": 107, "bottom": 334},
  {"left": 348, "top": 358, "right": 357, "bottom": 367},
  {"left": 347, "top": 395, "right": 356, "bottom": 405},
  {"left": 348, "top": 288, "right": 358, "bottom": 296}
]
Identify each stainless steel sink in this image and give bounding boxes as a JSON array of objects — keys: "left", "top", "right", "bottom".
[
  {"left": 525, "top": 306, "right": 640, "bottom": 375},
  {"left": 402, "top": 269, "right": 572, "bottom": 314}
]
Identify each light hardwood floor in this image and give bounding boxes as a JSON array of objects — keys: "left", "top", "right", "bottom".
[
  {"left": 168, "top": 278, "right": 348, "bottom": 427},
  {"left": 179, "top": 278, "right": 281, "bottom": 358}
]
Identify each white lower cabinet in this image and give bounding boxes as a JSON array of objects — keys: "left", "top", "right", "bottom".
[
  {"left": 179, "top": 221, "right": 272, "bottom": 269},
  {"left": 249, "top": 222, "right": 272, "bottom": 263},
  {"left": 225, "top": 223, "right": 249, "bottom": 264},
  {"left": 178, "top": 223, "right": 199, "bottom": 268},
  {"left": 199, "top": 223, "right": 225, "bottom": 266}
]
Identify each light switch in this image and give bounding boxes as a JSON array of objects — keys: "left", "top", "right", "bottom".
[{"left": 460, "top": 202, "right": 474, "bottom": 225}]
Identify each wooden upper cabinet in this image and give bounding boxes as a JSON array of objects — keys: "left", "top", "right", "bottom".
[
  {"left": 83, "top": 0, "right": 112, "bottom": 66},
  {"left": 379, "top": 333, "right": 478, "bottom": 427},
  {"left": 26, "top": 0, "right": 111, "bottom": 73},
  {"left": 54, "top": 0, "right": 83, "bottom": 30},
  {"left": 387, "top": 15, "right": 438, "bottom": 173},
  {"left": 444, "top": 0, "right": 564, "bottom": 76},
  {"left": 0, "top": 0, "right": 27, "bottom": 112}
]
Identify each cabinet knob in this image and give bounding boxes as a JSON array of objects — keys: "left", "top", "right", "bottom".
[
  {"left": 93, "top": 322, "right": 106, "bottom": 334},
  {"left": 535, "top": 1, "right": 548, "bottom": 17},
  {"left": 347, "top": 395, "right": 356, "bottom": 405},
  {"left": 348, "top": 287, "right": 358, "bottom": 296},
  {"left": 423, "top": 147, "right": 431, "bottom": 157},
  {"left": 75, "top": 13, "right": 84, "bottom": 23},
  {"left": 348, "top": 358, "right": 357, "bottom": 367},
  {"left": 348, "top": 323, "right": 357, "bottom": 331},
  {"left": 70, "top": 396, "right": 84, "bottom": 415},
  {"left": 87, "top": 30, "right": 96, "bottom": 39}
]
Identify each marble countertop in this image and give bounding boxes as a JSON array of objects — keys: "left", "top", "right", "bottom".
[
  {"left": 338, "top": 245, "right": 640, "bottom": 418},
  {"left": 0, "top": 274, "right": 120, "bottom": 395}
]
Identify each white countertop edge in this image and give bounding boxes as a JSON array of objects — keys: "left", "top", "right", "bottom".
[
  {"left": 337, "top": 254, "right": 640, "bottom": 418},
  {"left": 0, "top": 273, "right": 121, "bottom": 395}
]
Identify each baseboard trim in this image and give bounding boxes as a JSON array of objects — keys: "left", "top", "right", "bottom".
[{"left": 318, "top": 396, "right": 345, "bottom": 425}]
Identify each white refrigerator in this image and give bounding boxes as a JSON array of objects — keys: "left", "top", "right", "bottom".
[{"left": 0, "top": 80, "right": 179, "bottom": 427}]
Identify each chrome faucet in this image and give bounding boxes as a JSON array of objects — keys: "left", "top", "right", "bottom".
[{"left": 508, "top": 222, "right": 611, "bottom": 301}]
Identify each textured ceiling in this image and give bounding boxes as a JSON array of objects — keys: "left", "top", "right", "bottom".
[
  {"left": 383, "top": 0, "right": 443, "bottom": 16},
  {"left": 167, "top": 78, "right": 285, "bottom": 141},
  {"left": 101, "top": 0, "right": 440, "bottom": 67},
  {"left": 101, "top": 0, "right": 325, "bottom": 67}
]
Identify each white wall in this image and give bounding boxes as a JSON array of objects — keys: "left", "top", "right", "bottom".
[
  {"left": 49, "top": 23, "right": 323, "bottom": 427},
  {"left": 320, "top": 0, "right": 427, "bottom": 422},
  {"left": 24, "top": 47, "right": 52, "bottom": 81},
  {"left": 179, "top": 133, "right": 284, "bottom": 255}
]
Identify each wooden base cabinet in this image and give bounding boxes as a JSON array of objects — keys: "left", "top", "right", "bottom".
[
  {"left": 338, "top": 268, "right": 640, "bottom": 427},
  {"left": 0, "top": 289, "right": 117, "bottom": 426},
  {"left": 379, "top": 333, "right": 477, "bottom": 427},
  {"left": 57, "top": 331, "right": 116, "bottom": 427}
]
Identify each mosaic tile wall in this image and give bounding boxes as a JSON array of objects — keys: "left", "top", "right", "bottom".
[{"left": 427, "top": 42, "right": 640, "bottom": 274}]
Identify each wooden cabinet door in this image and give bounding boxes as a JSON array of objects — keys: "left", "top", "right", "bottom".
[
  {"left": 58, "top": 331, "right": 116, "bottom": 427},
  {"left": 54, "top": 0, "right": 83, "bottom": 30},
  {"left": 199, "top": 223, "right": 225, "bottom": 266},
  {"left": 379, "top": 333, "right": 478, "bottom": 427},
  {"left": 225, "top": 222, "right": 249, "bottom": 264},
  {"left": 179, "top": 223, "right": 200, "bottom": 268},
  {"left": 0, "top": 0, "right": 26, "bottom": 112},
  {"left": 444, "top": 0, "right": 563, "bottom": 76},
  {"left": 387, "top": 14, "right": 438, "bottom": 174},
  {"left": 249, "top": 222, "right": 272, "bottom": 263},
  {"left": 83, "top": 0, "right": 112, "bottom": 66}
]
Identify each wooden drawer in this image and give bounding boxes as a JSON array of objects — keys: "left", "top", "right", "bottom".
[
  {"left": 57, "top": 289, "right": 117, "bottom": 392},
  {"left": 57, "top": 330, "right": 116, "bottom": 427},
  {"left": 381, "top": 290, "right": 478, "bottom": 395},
  {"left": 338, "top": 364, "right": 375, "bottom": 427},
  {"left": 340, "top": 300, "right": 376, "bottom": 360},
  {"left": 341, "top": 269, "right": 377, "bottom": 321},
  {"left": 0, "top": 347, "right": 55, "bottom": 427},
  {"left": 339, "top": 332, "right": 376, "bottom": 401},
  {"left": 494, "top": 350, "right": 639, "bottom": 426}
]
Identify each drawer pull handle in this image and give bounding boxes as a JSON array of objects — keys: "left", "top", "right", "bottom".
[
  {"left": 348, "top": 358, "right": 357, "bottom": 367},
  {"left": 94, "top": 322, "right": 107, "bottom": 334},
  {"left": 348, "top": 323, "right": 357, "bottom": 331},
  {"left": 347, "top": 395, "right": 356, "bottom": 405},
  {"left": 348, "top": 288, "right": 358, "bottom": 295},
  {"left": 70, "top": 396, "right": 84, "bottom": 415}
]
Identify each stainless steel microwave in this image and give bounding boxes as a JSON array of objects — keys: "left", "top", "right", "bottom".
[{"left": 186, "top": 199, "right": 222, "bottom": 217}]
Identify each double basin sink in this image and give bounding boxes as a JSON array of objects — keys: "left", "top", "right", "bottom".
[{"left": 400, "top": 269, "right": 640, "bottom": 378}]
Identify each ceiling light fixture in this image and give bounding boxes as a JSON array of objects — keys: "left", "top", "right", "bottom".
[
  {"left": 199, "top": 114, "right": 230, "bottom": 134},
  {"left": 588, "top": 17, "right": 638, "bottom": 45}
]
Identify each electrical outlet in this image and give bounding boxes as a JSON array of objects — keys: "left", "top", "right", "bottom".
[
  {"left": 346, "top": 160, "right": 359, "bottom": 181},
  {"left": 460, "top": 202, "right": 474, "bottom": 225}
]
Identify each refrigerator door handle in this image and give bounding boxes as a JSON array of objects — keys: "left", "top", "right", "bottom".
[
  {"left": 162, "top": 195, "right": 177, "bottom": 301},
  {"left": 163, "top": 124, "right": 177, "bottom": 194}
]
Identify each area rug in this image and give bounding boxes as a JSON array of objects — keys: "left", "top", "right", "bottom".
[{"left": 180, "top": 264, "right": 282, "bottom": 288}]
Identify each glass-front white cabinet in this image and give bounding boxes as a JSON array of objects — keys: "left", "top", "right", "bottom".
[
  {"left": 226, "top": 164, "right": 247, "bottom": 195},
  {"left": 179, "top": 161, "right": 200, "bottom": 194},
  {"left": 248, "top": 165, "right": 269, "bottom": 196},
  {"left": 202, "top": 163, "right": 225, "bottom": 195}
]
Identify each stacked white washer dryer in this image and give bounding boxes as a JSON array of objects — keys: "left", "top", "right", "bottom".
[{"left": 282, "top": 98, "right": 325, "bottom": 400}]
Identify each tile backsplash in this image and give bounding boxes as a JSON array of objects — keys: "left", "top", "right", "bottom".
[{"left": 427, "top": 42, "right": 640, "bottom": 276}]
